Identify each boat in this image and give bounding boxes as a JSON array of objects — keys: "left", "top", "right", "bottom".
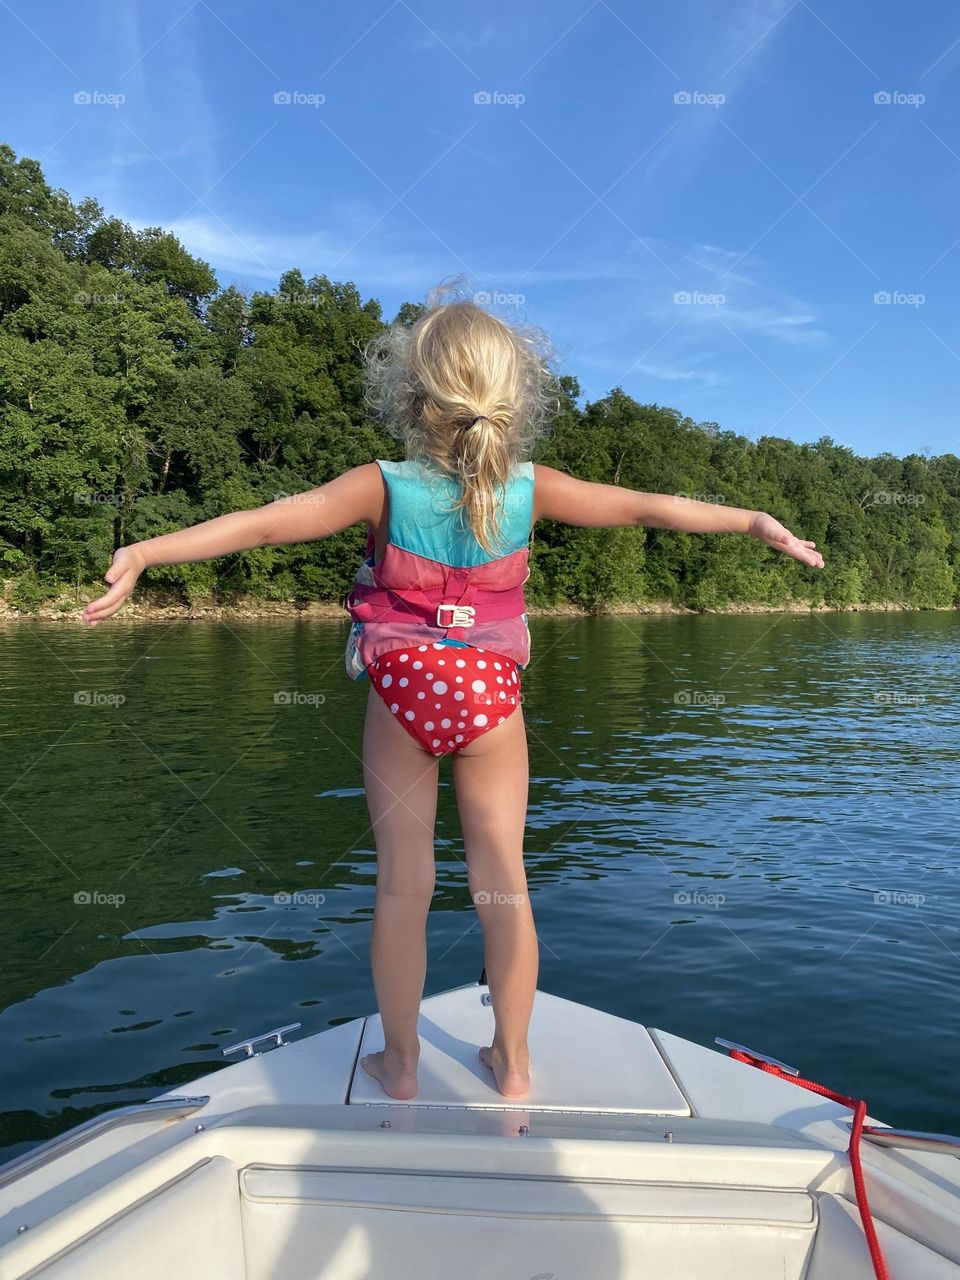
[{"left": 1, "top": 978, "right": 958, "bottom": 1278}]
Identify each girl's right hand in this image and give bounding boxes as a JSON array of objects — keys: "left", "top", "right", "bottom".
[{"left": 82, "top": 545, "right": 148, "bottom": 627}]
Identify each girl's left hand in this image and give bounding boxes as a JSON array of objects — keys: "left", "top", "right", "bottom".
[
  {"left": 82, "top": 544, "right": 147, "bottom": 626},
  {"left": 749, "top": 512, "right": 825, "bottom": 568}
]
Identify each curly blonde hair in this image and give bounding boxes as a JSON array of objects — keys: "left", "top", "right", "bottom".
[{"left": 362, "top": 278, "right": 558, "bottom": 554}]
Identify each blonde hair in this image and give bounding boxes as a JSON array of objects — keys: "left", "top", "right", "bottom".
[{"left": 362, "top": 278, "right": 558, "bottom": 554}]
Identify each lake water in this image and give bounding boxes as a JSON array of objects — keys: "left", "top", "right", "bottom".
[{"left": 1, "top": 610, "right": 958, "bottom": 1161}]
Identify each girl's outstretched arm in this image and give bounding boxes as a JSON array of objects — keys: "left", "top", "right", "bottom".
[
  {"left": 533, "top": 464, "right": 824, "bottom": 568},
  {"left": 82, "top": 463, "right": 385, "bottom": 626}
]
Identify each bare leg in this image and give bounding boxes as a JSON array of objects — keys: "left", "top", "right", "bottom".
[
  {"left": 452, "top": 706, "right": 536, "bottom": 1097},
  {"left": 360, "top": 686, "right": 439, "bottom": 1099}
]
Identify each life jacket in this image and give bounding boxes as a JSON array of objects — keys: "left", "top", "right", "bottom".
[{"left": 344, "top": 458, "right": 534, "bottom": 680}]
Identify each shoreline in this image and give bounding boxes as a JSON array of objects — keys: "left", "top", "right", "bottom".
[{"left": 0, "top": 594, "right": 952, "bottom": 623}]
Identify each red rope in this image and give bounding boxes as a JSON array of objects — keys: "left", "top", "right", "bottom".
[{"left": 726, "top": 1048, "right": 890, "bottom": 1280}]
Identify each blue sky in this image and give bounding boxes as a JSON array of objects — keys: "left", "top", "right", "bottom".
[{"left": 4, "top": 0, "right": 960, "bottom": 456}]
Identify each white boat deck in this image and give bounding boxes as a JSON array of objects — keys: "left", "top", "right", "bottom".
[{"left": 349, "top": 984, "right": 691, "bottom": 1114}]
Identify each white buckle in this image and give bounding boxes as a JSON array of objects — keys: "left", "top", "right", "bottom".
[{"left": 436, "top": 603, "right": 475, "bottom": 628}]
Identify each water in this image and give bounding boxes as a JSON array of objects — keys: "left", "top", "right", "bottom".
[{"left": 1, "top": 611, "right": 958, "bottom": 1161}]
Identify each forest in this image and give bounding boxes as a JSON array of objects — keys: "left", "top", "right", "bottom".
[{"left": 1, "top": 143, "right": 956, "bottom": 615}]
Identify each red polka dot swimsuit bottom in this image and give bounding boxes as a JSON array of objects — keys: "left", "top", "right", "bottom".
[{"left": 368, "top": 644, "right": 521, "bottom": 756}]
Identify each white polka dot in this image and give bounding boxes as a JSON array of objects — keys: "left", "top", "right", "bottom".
[
  {"left": 455, "top": 675, "right": 464, "bottom": 683},
  {"left": 417, "top": 691, "right": 426, "bottom": 699},
  {"left": 494, "top": 662, "right": 502, "bottom": 670},
  {"left": 413, "top": 661, "right": 423, "bottom": 670},
  {"left": 455, "top": 734, "right": 464, "bottom": 742},
  {"left": 498, "top": 716, "right": 505, "bottom": 724},
  {"left": 399, "top": 653, "right": 409, "bottom": 662},
  {"left": 433, "top": 681, "right": 448, "bottom": 694},
  {"left": 456, "top": 658, "right": 466, "bottom": 667},
  {"left": 381, "top": 673, "right": 393, "bottom": 688},
  {"left": 457, "top": 721, "right": 465, "bottom": 729},
  {"left": 477, "top": 661, "right": 487, "bottom": 669},
  {"left": 424, "top": 721, "right": 435, "bottom": 730},
  {"left": 435, "top": 702, "right": 441, "bottom": 709},
  {"left": 432, "top": 738, "right": 441, "bottom": 747},
  {"left": 399, "top": 677, "right": 409, "bottom": 687},
  {"left": 441, "top": 718, "right": 451, "bottom": 728},
  {"left": 425, "top": 671, "right": 434, "bottom": 680},
  {"left": 433, "top": 643, "right": 445, "bottom": 650},
  {"left": 437, "top": 659, "right": 446, "bottom": 665},
  {"left": 404, "top": 710, "right": 415, "bottom": 721},
  {"left": 454, "top": 690, "right": 465, "bottom": 701},
  {"left": 471, "top": 679, "right": 486, "bottom": 693},
  {"left": 473, "top": 714, "right": 488, "bottom": 727},
  {"left": 390, "top": 703, "right": 399, "bottom": 713},
  {"left": 418, "top": 645, "right": 428, "bottom": 651}
]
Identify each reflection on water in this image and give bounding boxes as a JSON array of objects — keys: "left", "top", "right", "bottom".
[{"left": 1, "top": 610, "right": 958, "bottom": 1159}]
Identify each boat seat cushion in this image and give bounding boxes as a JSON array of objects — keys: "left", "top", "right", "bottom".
[
  {"left": 239, "top": 1166, "right": 817, "bottom": 1280},
  {"left": 806, "top": 1194, "right": 960, "bottom": 1279},
  {"left": 21, "top": 1155, "right": 245, "bottom": 1280}
]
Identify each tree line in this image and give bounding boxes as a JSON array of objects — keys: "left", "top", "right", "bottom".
[{"left": 1, "top": 143, "right": 955, "bottom": 614}]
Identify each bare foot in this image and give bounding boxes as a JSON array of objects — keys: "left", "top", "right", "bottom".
[
  {"left": 360, "top": 1047, "right": 419, "bottom": 1100},
  {"left": 479, "top": 1044, "right": 530, "bottom": 1098}
]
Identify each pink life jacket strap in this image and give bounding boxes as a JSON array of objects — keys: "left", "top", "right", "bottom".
[{"left": 347, "top": 581, "right": 526, "bottom": 627}]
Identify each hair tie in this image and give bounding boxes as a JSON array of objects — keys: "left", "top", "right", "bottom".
[{"left": 468, "top": 414, "right": 486, "bottom": 427}]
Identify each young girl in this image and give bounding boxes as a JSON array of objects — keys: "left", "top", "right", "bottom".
[{"left": 82, "top": 287, "right": 824, "bottom": 1101}]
